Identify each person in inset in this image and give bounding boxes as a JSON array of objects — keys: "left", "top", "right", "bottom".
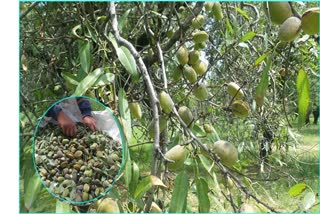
[{"left": 46, "top": 98, "right": 97, "bottom": 136}]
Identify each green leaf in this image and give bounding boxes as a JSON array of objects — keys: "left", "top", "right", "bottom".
[
  {"left": 72, "top": 68, "right": 104, "bottom": 96},
  {"left": 24, "top": 172, "right": 43, "bottom": 209},
  {"left": 133, "top": 175, "right": 166, "bottom": 199},
  {"left": 118, "top": 88, "right": 132, "bottom": 141},
  {"left": 254, "top": 52, "right": 269, "bottom": 66},
  {"left": 56, "top": 200, "right": 74, "bottom": 213},
  {"left": 61, "top": 72, "right": 80, "bottom": 91},
  {"left": 255, "top": 57, "right": 271, "bottom": 108},
  {"left": 129, "top": 161, "right": 140, "bottom": 195},
  {"left": 300, "top": 192, "right": 316, "bottom": 211},
  {"left": 169, "top": 171, "right": 189, "bottom": 213},
  {"left": 118, "top": 9, "right": 131, "bottom": 33},
  {"left": 108, "top": 33, "right": 139, "bottom": 82},
  {"left": 240, "top": 32, "right": 256, "bottom": 42},
  {"left": 236, "top": 7, "right": 249, "bottom": 21},
  {"left": 288, "top": 182, "right": 307, "bottom": 197},
  {"left": 196, "top": 177, "right": 210, "bottom": 212},
  {"left": 79, "top": 41, "right": 92, "bottom": 74},
  {"left": 225, "top": 18, "right": 234, "bottom": 35},
  {"left": 123, "top": 149, "right": 132, "bottom": 188},
  {"left": 93, "top": 71, "right": 115, "bottom": 87},
  {"left": 296, "top": 69, "right": 310, "bottom": 128}
]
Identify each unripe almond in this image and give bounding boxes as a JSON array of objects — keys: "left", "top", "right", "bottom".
[
  {"left": 212, "top": 140, "right": 238, "bottom": 167},
  {"left": 148, "top": 116, "right": 167, "bottom": 138},
  {"left": 194, "top": 42, "right": 206, "bottom": 50},
  {"left": 227, "top": 82, "right": 244, "bottom": 98},
  {"left": 211, "top": 2, "right": 224, "bottom": 20},
  {"left": 192, "top": 60, "right": 207, "bottom": 75},
  {"left": 301, "top": 7, "right": 319, "bottom": 35},
  {"left": 172, "top": 65, "right": 183, "bottom": 81},
  {"left": 193, "top": 83, "right": 208, "bottom": 101},
  {"left": 176, "top": 46, "right": 189, "bottom": 65},
  {"left": 203, "top": 123, "right": 214, "bottom": 133},
  {"left": 278, "top": 17, "right": 301, "bottom": 42},
  {"left": 204, "top": 2, "right": 214, "bottom": 12},
  {"left": 129, "top": 102, "right": 142, "bottom": 120},
  {"left": 231, "top": 100, "right": 250, "bottom": 118},
  {"left": 188, "top": 50, "right": 200, "bottom": 65},
  {"left": 165, "top": 145, "right": 188, "bottom": 171},
  {"left": 150, "top": 202, "right": 162, "bottom": 212},
  {"left": 192, "top": 14, "right": 205, "bottom": 29},
  {"left": 178, "top": 106, "right": 194, "bottom": 127},
  {"left": 264, "top": 2, "right": 292, "bottom": 25},
  {"left": 183, "top": 66, "right": 197, "bottom": 83},
  {"left": 192, "top": 31, "right": 209, "bottom": 43},
  {"left": 159, "top": 91, "right": 174, "bottom": 114},
  {"left": 97, "top": 198, "right": 120, "bottom": 213}
]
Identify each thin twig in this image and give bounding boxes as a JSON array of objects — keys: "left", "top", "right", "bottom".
[{"left": 20, "top": 2, "right": 39, "bottom": 19}]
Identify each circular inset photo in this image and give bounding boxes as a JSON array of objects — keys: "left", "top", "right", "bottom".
[{"left": 33, "top": 96, "right": 125, "bottom": 205}]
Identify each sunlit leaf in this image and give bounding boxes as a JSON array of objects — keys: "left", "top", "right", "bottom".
[
  {"left": 79, "top": 41, "right": 92, "bottom": 74},
  {"left": 108, "top": 33, "right": 139, "bottom": 82},
  {"left": 196, "top": 177, "right": 210, "bottom": 212},
  {"left": 118, "top": 9, "right": 131, "bottom": 33},
  {"left": 133, "top": 175, "right": 166, "bottom": 199},
  {"left": 123, "top": 150, "right": 132, "bottom": 188},
  {"left": 296, "top": 69, "right": 310, "bottom": 128},
  {"left": 24, "top": 173, "right": 42, "bottom": 209},
  {"left": 236, "top": 7, "right": 250, "bottom": 21},
  {"left": 240, "top": 31, "right": 256, "bottom": 42},
  {"left": 56, "top": 200, "right": 74, "bottom": 213},
  {"left": 288, "top": 182, "right": 307, "bottom": 197},
  {"left": 129, "top": 161, "right": 140, "bottom": 195},
  {"left": 72, "top": 68, "right": 103, "bottom": 96},
  {"left": 118, "top": 88, "right": 132, "bottom": 141},
  {"left": 255, "top": 57, "right": 271, "bottom": 108},
  {"left": 169, "top": 171, "right": 189, "bottom": 212},
  {"left": 254, "top": 52, "right": 269, "bottom": 66}
]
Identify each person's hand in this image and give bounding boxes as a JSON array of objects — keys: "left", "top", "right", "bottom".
[
  {"left": 83, "top": 116, "right": 97, "bottom": 132},
  {"left": 57, "top": 111, "right": 77, "bottom": 137}
]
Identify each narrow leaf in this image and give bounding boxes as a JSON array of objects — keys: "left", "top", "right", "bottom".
[
  {"left": 288, "top": 182, "right": 307, "bottom": 197},
  {"left": 61, "top": 72, "right": 79, "bottom": 86},
  {"left": 236, "top": 7, "right": 250, "bottom": 21},
  {"left": 255, "top": 57, "right": 271, "bottom": 108},
  {"left": 24, "top": 173, "right": 42, "bottom": 209},
  {"left": 118, "top": 9, "right": 131, "bottom": 33},
  {"left": 225, "top": 18, "right": 234, "bottom": 35},
  {"left": 72, "top": 68, "right": 103, "bottom": 96},
  {"left": 118, "top": 88, "right": 132, "bottom": 141},
  {"left": 94, "top": 72, "right": 115, "bottom": 87},
  {"left": 123, "top": 149, "right": 132, "bottom": 189},
  {"left": 240, "top": 31, "right": 256, "bottom": 42},
  {"left": 169, "top": 171, "right": 189, "bottom": 213},
  {"left": 133, "top": 175, "right": 166, "bottom": 199},
  {"left": 254, "top": 52, "right": 269, "bottom": 66},
  {"left": 79, "top": 41, "right": 92, "bottom": 74},
  {"left": 108, "top": 33, "right": 139, "bottom": 82},
  {"left": 300, "top": 192, "right": 316, "bottom": 211},
  {"left": 296, "top": 69, "right": 310, "bottom": 128},
  {"left": 196, "top": 177, "right": 210, "bottom": 212},
  {"left": 129, "top": 161, "right": 140, "bottom": 195}
]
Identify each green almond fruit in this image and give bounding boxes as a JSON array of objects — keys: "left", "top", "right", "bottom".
[
  {"left": 212, "top": 140, "right": 238, "bottom": 167},
  {"left": 97, "top": 198, "right": 120, "bottom": 213},
  {"left": 278, "top": 16, "right": 301, "bottom": 42},
  {"left": 192, "top": 14, "right": 205, "bottom": 29},
  {"left": 148, "top": 116, "right": 167, "bottom": 138},
  {"left": 193, "top": 83, "right": 208, "bottom": 101},
  {"left": 129, "top": 102, "right": 142, "bottom": 120},
  {"left": 176, "top": 46, "right": 189, "bottom": 65},
  {"left": 159, "top": 91, "right": 174, "bottom": 114},
  {"left": 192, "top": 31, "right": 209, "bottom": 43},
  {"left": 264, "top": 2, "right": 292, "bottom": 25},
  {"left": 192, "top": 59, "right": 207, "bottom": 75},
  {"left": 231, "top": 100, "right": 250, "bottom": 118},
  {"left": 194, "top": 42, "right": 206, "bottom": 50},
  {"left": 172, "top": 65, "right": 183, "bottom": 81},
  {"left": 204, "top": 2, "right": 214, "bottom": 12},
  {"left": 301, "top": 7, "right": 319, "bottom": 35},
  {"left": 165, "top": 145, "right": 188, "bottom": 171},
  {"left": 178, "top": 106, "right": 194, "bottom": 128},
  {"left": 203, "top": 123, "right": 214, "bottom": 133},
  {"left": 188, "top": 50, "right": 200, "bottom": 65},
  {"left": 227, "top": 82, "right": 244, "bottom": 98},
  {"left": 183, "top": 66, "right": 197, "bottom": 83},
  {"left": 211, "top": 2, "right": 224, "bottom": 20}
]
